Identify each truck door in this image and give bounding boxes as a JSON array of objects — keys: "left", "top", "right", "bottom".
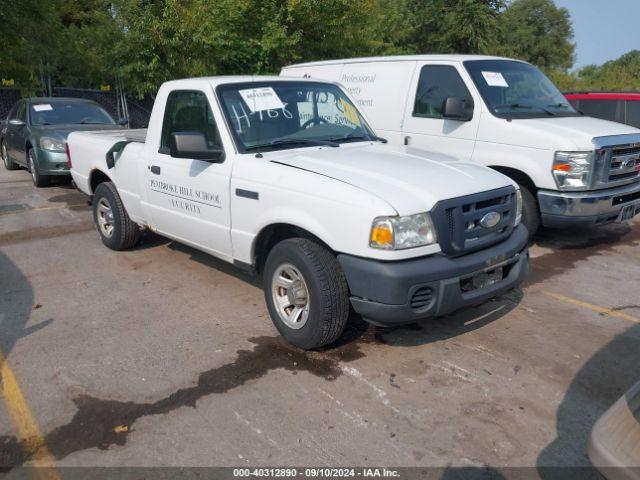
[
  {"left": 402, "top": 63, "right": 479, "bottom": 161},
  {"left": 144, "top": 89, "right": 232, "bottom": 261}
]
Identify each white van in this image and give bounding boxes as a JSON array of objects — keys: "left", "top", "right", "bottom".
[{"left": 281, "top": 55, "right": 640, "bottom": 236}]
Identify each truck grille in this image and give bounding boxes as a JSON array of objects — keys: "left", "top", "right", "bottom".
[{"left": 430, "top": 186, "right": 517, "bottom": 257}]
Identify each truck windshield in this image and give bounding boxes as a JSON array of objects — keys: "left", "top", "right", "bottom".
[
  {"left": 217, "top": 81, "right": 379, "bottom": 152},
  {"left": 30, "top": 101, "right": 116, "bottom": 126},
  {"left": 464, "top": 60, "right": 580, "bottom": 119}
]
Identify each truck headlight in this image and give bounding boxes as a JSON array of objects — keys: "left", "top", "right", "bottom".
[
  {"left": 40, "top": 137, "right": 66, "bottom": 152},
  {"left": 370, "top": 212, "right": 437, "bottom": 250},
  {"left": 514, "top": 189, "right": 523, "bottom": 226},
  {"left": 553, "top": 151, "right": 594, "bottom": 190}
]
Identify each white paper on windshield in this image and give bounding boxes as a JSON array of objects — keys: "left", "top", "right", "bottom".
[
  {"left": 481, "top": 71, "right": 509, "bottom": 87},
  {"left": 32, "top": 104, "right": 53, "bottom": 112},
  {"left": 239, "top": 87, "right": 285, "bottom": 112}
]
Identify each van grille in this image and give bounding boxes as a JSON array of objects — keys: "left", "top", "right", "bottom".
[
  {"left": 597, "top": 144, "right": 640, "bottom": 187},
  {"left": 430, "top": 186, "right": 516, "bottom": 257}
]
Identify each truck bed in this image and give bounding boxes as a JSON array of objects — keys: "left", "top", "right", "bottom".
[{"left": 76, "top": 128, "right": 148, "bottom": 143}]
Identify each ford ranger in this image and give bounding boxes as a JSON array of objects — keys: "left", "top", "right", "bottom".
[{"left": 68, "top": 76, "right": 529, "bottom": 349}]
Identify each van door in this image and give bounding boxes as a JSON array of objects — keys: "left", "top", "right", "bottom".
[
  {"left": 402, "top": 63, "right": 479, "bottom": 160},
  {"left": 144, "top": 89, "right": 233, "bottom": 260}
]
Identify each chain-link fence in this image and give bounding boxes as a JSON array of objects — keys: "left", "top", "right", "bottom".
[{"left": 0, "top": 87, "right": 153, "bottom": 129}]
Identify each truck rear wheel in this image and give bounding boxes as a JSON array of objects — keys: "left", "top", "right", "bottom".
[
  {"left": 263, "top": 238, "right": 350, "bottom": 350},
  {"left": 92, "top": 181, "right": 141, "bottom": 251},
  {"left": 520, "top": 185, "right": 540, "bottom": 240}
]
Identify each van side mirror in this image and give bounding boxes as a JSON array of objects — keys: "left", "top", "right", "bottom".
[
  {"left": 442, "top": 97, "right": 472, "bottom": 121},
  {"left": 170, "top": 132, "right": 225, "bottom": 162}
]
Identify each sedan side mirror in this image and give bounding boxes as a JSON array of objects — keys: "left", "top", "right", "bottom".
[
  {"left": 170, "top": 132, "right": 225, "bottom": 163},
  {"left": 442, "top": 97, "right": 473, "bottom": 121},
  {"left": 118, "top": 117, "right": 129, "bottom": 126},
  {"left": 9, "top": 119, "right": 25, "bottom": 126}
]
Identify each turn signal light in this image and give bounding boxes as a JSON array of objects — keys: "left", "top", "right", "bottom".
[
  {"left": 371, "top": 224, "right": 393, "bottom": 246},
  {"left": 553, "top": 163, "right": 571, "bottom": 172}
]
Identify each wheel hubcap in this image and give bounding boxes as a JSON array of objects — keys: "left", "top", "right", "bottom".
[
  {"left": 29, "top": 155, "right": 36, "bottom": 181},
  {"left": 271, "top": 263, "right": 310, "bottom": 329},
  {"left": 96, "top": 198, "right": 115, "bottom": 238}
]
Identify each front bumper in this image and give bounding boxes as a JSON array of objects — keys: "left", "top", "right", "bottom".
[
  {"left": 34, "top": 147, "right": 69, "bottom": 175},
  {"left": 538, "top": 181, "right": 640, "bottom": 228},
  {"left": 337, "top": 224, "right": 529, "bottom": 326}
]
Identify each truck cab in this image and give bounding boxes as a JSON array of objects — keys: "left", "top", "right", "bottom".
[
  {"left": 68, "top": 76, "right": 529, "bottom": 349},
  {"left": 281, "top": 56, "right": 640, "bottom": 236}
]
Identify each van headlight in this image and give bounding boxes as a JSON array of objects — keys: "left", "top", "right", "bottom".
[
  {"left": 40, "top": 137, "right": 66, "bottom": 152},
  {"left": 370, "top": 212, "right": 437, "bottom": 250},
  {"left": 514, "top": 189, "right": 523, "bottom": 226},
  {"left": 552, "top": 151, "right": 594, "bottom": 190}
]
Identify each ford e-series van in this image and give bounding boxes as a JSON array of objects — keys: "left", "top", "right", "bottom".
[{"left": 282, "top": 56, "right": 640, "bottom": 237}]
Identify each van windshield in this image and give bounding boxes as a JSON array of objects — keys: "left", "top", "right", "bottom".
[
  {"left": 217, "top": 81, "right": 379, "bottom": 152},
  {"left": 464, "top": 60, "right": 580, "bottom": 119}
]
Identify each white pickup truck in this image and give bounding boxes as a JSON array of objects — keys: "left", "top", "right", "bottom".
[{"left": 68, "top": 76, "right": 529, "bottom": 349}]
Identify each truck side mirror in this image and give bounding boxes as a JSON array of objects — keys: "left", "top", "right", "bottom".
[
  {"left": 170, "top": 132, "right": 225, "bottom": 163},
  {"left": 442, "top": 97, "right": 472, "bottom": 121}
]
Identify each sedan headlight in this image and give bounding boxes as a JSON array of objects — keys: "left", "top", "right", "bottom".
[
  {"left": 514, "top": 189, "right": 523, "bottom": 226},
  {"left": 40, "top": 137, "right": 66, "bottom": 152},
  {"left": 553, "top": 151, "right": 594, "bottom": 190},
  {"left": 370, "top": 212, "right": 437, "bottom": 250}
]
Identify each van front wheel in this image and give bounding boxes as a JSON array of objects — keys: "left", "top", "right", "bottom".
[
  {"left": 520, "top": 185, "right": 540, "bottom": 240},
  {"left": 263, "top": 238, "right": 350, "bottom": 350}
]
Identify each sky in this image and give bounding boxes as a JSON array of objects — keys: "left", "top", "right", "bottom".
[{"left": 553, "top": 0, "right": 640, "bottom": 69}]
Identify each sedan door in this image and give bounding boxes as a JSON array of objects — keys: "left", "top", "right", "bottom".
[{"left": 6, "top": 101, "right": 27, "bottom": 163}]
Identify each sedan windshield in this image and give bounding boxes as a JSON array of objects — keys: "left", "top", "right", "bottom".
[
  {"left": 464, "top": 60, "right": 580, "bottom": 119},
  {"left": 30, "top": 102, "right": 116, "bottom": 126},
  {"left": 217, "top": 81, "right": 380, "bottom": 152}
]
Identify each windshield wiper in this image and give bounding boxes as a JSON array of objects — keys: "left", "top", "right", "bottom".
[
  {"left": 245, "top": 138, "right": 339, "bottom": 152},
  {"left": 494, "top": 103, "right": 556, "bottom": 116},
  {"left": 329, "top": 133, "right": 388, "bottom": 144}
]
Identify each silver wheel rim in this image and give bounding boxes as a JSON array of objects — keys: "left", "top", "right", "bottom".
[
  {"left": 96, "top": 197, "right": 115, "bottom": 238},
  {"left": 29, "top": 153, "right": 36, "bottom": 182},
  {"left": 1, "top": 142, "right": 7, "bottom": 167},
  {"left": 271, "top": 263, "right": 310, "bottom": 330}
]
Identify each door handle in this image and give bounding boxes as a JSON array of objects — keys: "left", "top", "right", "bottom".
[
  {"left": 149, "top": 165, "right": 161, "bottom": 175},
  {"left": 404, "top": 136, "right": 410, "bottom": 146}
]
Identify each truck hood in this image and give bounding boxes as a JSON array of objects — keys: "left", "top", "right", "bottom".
[
  {"left": 268, "top": 143, "right": 513, "bottom": 215},
  {"left": 480, "top": 114, "right": 640, "bottom": 150}
]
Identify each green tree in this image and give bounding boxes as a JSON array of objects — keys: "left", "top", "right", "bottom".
[
  {"left": 401, "top": 0, "right": 505, "bottom": 54},
  {"left": 499, "top": 0, "right": 575, "bottom": 72}
]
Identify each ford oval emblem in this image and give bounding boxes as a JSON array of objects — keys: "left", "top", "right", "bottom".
[
  {"left": 480, "top": 211, "right": 501, "bottom": 228},
  {"left": 623, "top": 158, "right": 636, "bottom": 169}
]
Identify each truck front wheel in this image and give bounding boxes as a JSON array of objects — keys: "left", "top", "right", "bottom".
[
  {"left": 92, "top": 181, "right": 141, "bottom": 251},
  {"left": 263, "top": 238, "right": 350, "bottom": 350}
]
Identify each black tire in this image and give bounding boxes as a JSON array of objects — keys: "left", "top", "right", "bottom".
[
  {"left": 1, "top": 140, "right": 18, "bottom": 170},
  {"left": 520, "top": 184, "right": 540, "bottom": 240},
  {"left": 28, "top": 148, "right": 50, "bottom": 187},
  {"left": 92, "top": 181, "right": 141, "bottom": 251},
  {"left": 263, "top": 238, "right": 350, "bottom": 350}
]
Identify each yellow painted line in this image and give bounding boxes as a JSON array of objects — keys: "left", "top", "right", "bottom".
[
  {"left": 0, "top": 204, "right": 87, "bottom": 217},
  {"left": 543, "top": 291, "right": 640, "bottom": 324},
  {"left": 0, "top": 348, "right": 61, "bottom": 478}
]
